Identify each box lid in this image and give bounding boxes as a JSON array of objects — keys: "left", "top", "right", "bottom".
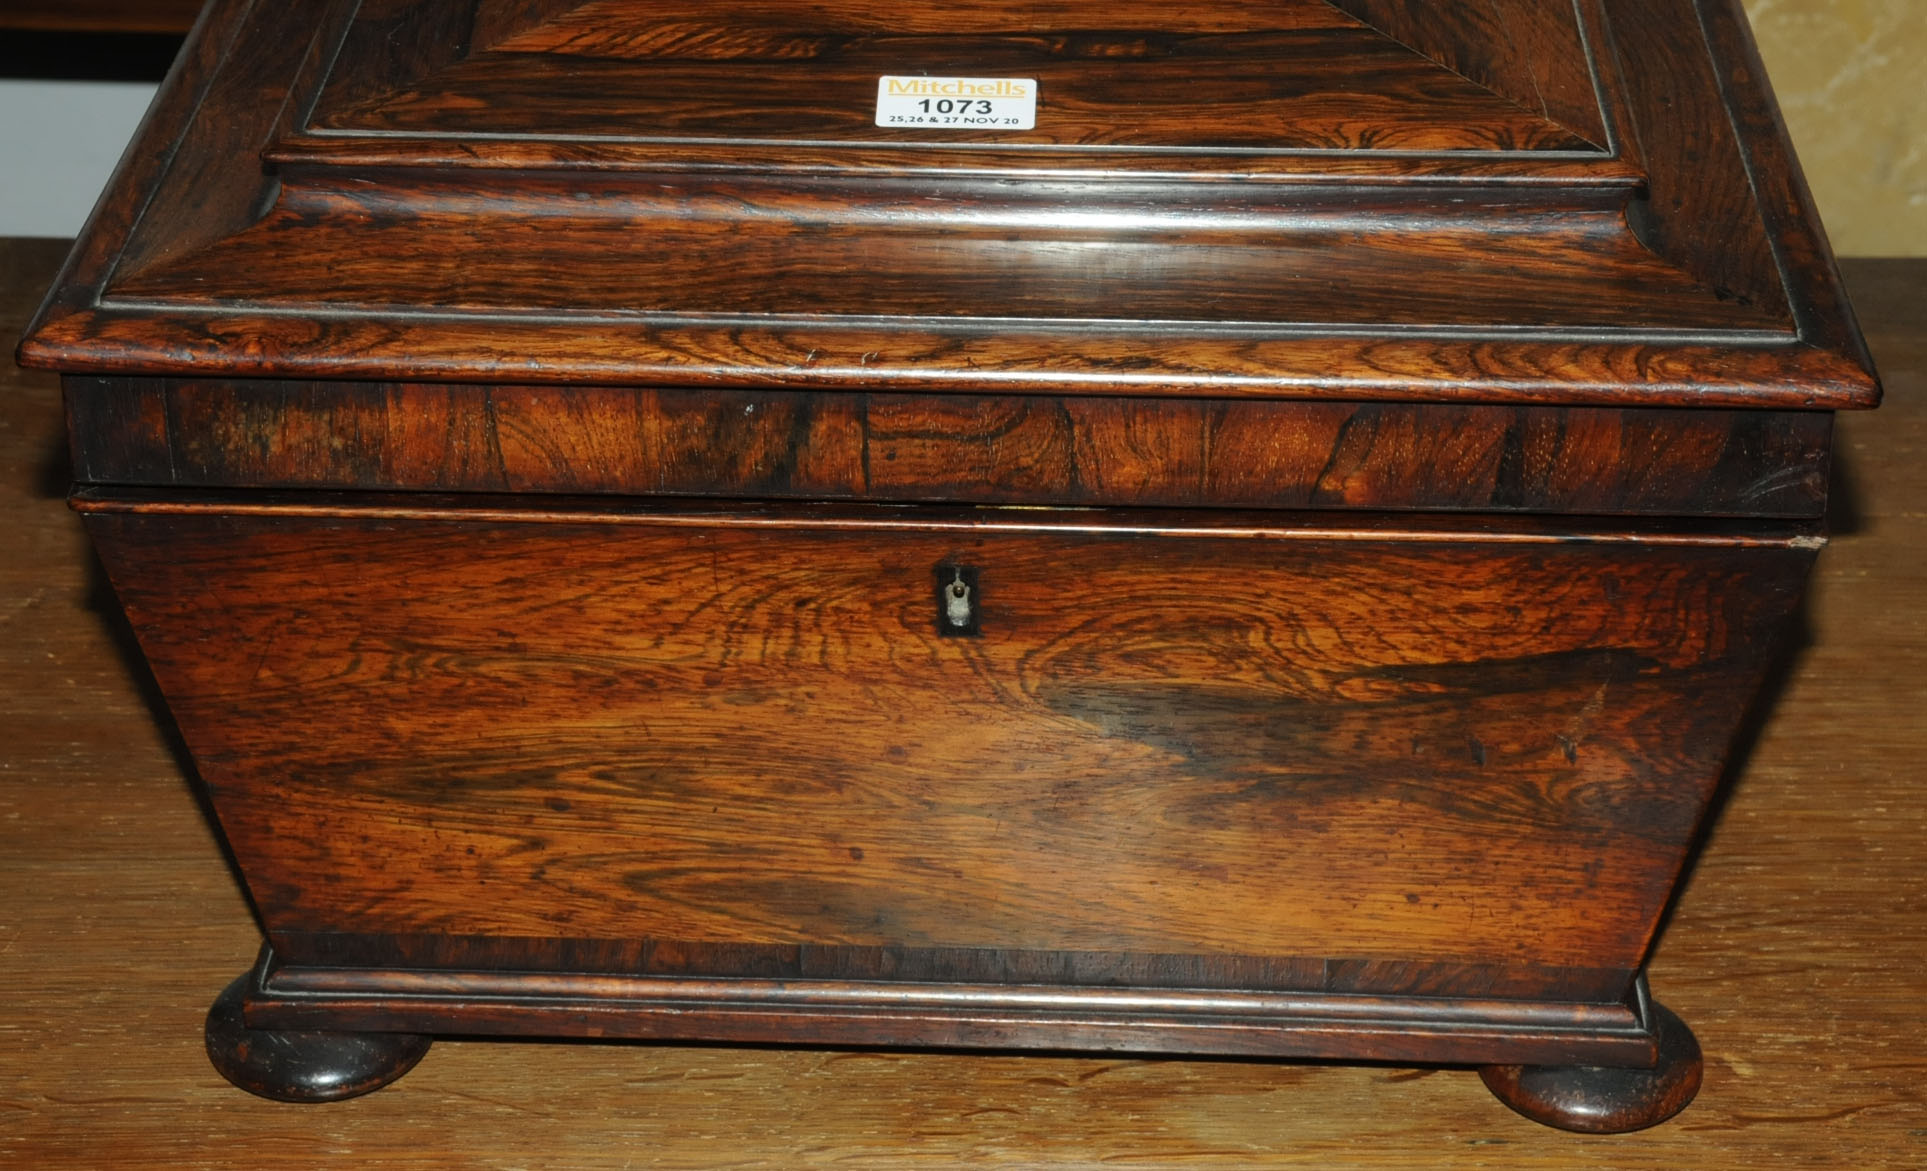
[{"left": 19, "top": 0, "right": 1879, "bottom": 408}]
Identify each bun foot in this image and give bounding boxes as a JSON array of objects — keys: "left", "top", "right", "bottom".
[
  {"left": 1480, "top": 1003, "right": 1703, "bottom": 1133},
  {"left": 205, "top": 972, "right": 432, "bottom": 1102}
]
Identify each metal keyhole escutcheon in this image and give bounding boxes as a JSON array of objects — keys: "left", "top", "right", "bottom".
[{"left": 935, "top": 565, "right": 981, "bottom": 637}]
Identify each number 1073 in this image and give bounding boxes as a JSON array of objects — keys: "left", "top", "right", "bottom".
[{"left": 918, "top": 98, "right": 996, "bottom": 114}]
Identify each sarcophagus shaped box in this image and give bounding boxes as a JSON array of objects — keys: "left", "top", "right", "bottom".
[{"left": 20, "top": 0, "right": 1878, "bottom": 1132}]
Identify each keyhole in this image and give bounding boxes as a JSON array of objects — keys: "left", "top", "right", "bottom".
[
  {"left": 934, "top": 566, "right": 981, "bottom": 637},
  {"left": 946, "top": 578, "right": 972, "bottom": 628}
]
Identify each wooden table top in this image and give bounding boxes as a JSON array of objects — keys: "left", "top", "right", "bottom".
[{"left": 2, "top": 236, "right": 1922, "bottom": 1168}]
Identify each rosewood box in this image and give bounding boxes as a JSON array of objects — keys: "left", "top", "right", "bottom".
[{"left": 19, "top": 0, "right": 1879, "bottom": 1133}]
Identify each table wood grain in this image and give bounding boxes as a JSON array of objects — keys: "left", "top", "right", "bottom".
[{"left": 2, "top": 237, "right": 1923, "bottom": 1167}]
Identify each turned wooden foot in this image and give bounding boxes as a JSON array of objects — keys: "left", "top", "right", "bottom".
[
  {"left": 205, "top": 971, "right": 432, "bottom": 1102},
  {"left": 1480, "top": 1001, "right": 1703, "bottom": 1133}
]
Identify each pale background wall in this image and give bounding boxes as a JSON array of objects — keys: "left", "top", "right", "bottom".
[
  {"left": 0, "top": 2, "right": 1922, "bottom": 253},
  {"left": 1742, "top": 0, "right": 1927, "bottom": 256},
  {"left": 0, "top": 80, "right": 156, "bottom": 239}
]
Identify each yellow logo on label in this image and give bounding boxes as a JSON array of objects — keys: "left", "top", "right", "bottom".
[{"left": 885, "top": 77, "right": 1031, "bottom": 98}]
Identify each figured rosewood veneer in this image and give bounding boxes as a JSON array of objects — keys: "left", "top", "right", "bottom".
[{"left": 19, "top": 0, "right": 1878, "bottom": 1136}]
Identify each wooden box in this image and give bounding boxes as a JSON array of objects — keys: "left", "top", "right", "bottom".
[{"left": 19, "top": 0, "right": 1879, "bottom": 1133}]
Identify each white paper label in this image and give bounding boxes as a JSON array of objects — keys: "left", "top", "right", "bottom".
[{"left": 875, "top": 76, "right": 1037, "bottom": 130}]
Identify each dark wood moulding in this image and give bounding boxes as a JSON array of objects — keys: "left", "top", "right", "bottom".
[
  {"left": 266, "top": 932, "right": 1635, "bottom": 1003},
  {"left": 239, "top": 947, "right": 1662, "bottom": 1069},
  {"left": 66, "top": 377, "right": 1833, "bottom": 517}
]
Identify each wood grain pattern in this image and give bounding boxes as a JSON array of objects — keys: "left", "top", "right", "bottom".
[
  {"left": 306, "top": 0, "right": 1594, "bottom": 151},
  {"left": 30, "top": 312, "right": 1876, "bottom": 407},
  {"left": 1328, "top": 0, "right": 1609, "bottom": 146},
  {"left": 4, "top": 242, "right": 1924, "bottom": 1166},
  {"left": 61, "top": 377, "right": 1835, "bottom": 517},
  {"left": 97, "top": 0, "right": 314, "bottom": 287},
  {"left": 483, "top": 0, "right": 1364, "bottom": 51},
  {"left": 83, "top": 502, "right": 1808, "bottom": 972},
  {"left": 100, "top": 176, "right": 1765, "bottom": 329},
  {"left": 262, "top": 0, "right": 1640, "bottom": 182},
  {"left": 317, "top": 26, "right": 1590, "bottom": 151},
  {"left": 1604, "top": 0, "right": 1786, "bottom": 314},
  {"left": 1693, "top": 0, "right": 1877, "bottom": 368},
  {"left": 14, "top": 0, "right": 1877, "bottom": 409},
  {"left": 19, "top": 0, "right": 252, "bottom": 332}
]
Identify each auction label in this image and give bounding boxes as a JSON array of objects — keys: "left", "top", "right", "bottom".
[{"left": 875, "top": 76, "right": 1036, "bottom": 130}]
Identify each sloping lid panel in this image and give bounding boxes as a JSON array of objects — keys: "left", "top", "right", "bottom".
[
  {"left": 306, "top": 0, "right": 1599, "bottom": 151},
  {"left": 19, "top": 0, "right": 1879, "bottom": 407}
]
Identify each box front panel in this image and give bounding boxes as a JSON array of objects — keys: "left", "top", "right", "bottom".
[{"left": 85, "top": 503, "right": 1808, "bottom": 989}]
